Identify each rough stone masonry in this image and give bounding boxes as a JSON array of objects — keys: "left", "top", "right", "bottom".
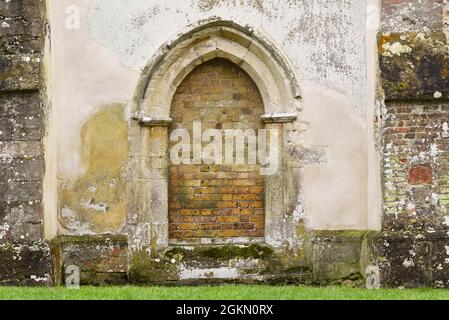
[
  {"left": 371, "top": 0, "right": 449, "bottom": 288},
  {"left": 0, "top": 0, "right": 448, "bottom": 288},
  {"left": 0, "top": 0, "right": 51, "bottom": 285}
]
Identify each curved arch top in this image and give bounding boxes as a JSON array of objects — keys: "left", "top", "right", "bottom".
[{"left": 132, "top": 18, "right": 301, "bottom": 121}]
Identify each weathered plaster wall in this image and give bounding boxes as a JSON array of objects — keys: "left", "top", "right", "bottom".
[
  {"left": 48, "top": 0, "right": 376, "bottom": 236},
  {"left": 58, "top": 103, "right": 129, "bottom": 235},
  {"left": 301, "top": 85, "right": 368, "bottom": 230}
]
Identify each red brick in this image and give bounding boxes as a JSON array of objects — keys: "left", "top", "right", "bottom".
[
  {"left": 408, "top": 165, "right": 433, "bottom": 185},
  {"left": 168, "top": 59, "right": 265, "bottom": 240}
]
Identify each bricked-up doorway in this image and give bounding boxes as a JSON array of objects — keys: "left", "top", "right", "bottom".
[
  {"left": 130, "top": 20, "right": 302, "bottom": 252},
  {"left": 169, "top": 59, "right": 265, "bottom": 243}
]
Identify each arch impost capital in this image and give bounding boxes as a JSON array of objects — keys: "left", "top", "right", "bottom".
[
  {"left": 261, "top": 112, "right": 297, "bottom": 124},
  {"left": 134, "top": 116, "right": 173, "bottom": 127}
]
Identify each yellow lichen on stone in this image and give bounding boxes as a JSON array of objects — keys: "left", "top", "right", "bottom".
[
  {"left": 381, "top": 42, "right": 412, "bottom": 57},
  {"left": 59, "top": 103, "right": 129, "bottom": 235}
]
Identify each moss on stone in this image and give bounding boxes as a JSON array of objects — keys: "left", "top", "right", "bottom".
[
  {"left": 200, "top": 244, "right": 273, "bottom": 259},
  {"left": 51, "top": 235, "right": 128, "bottom": 245},
  {"left": 0, "top": 55, "right": 41, "bottom": 91},
  {"left": 313, "top": 230, "right": 371, "bottom": 239},
  {"left": 165, "top": 244, "right": 273, "bottom": 261},
  {"left": 379, "top": 32, "right": 449, "bottom": 100},
  {"left": 129, "top": 249, "right": 181, "bottom": 283}
]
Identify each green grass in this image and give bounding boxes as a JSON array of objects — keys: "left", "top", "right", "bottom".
[{"left": 0, "top": 285, "right": 449, "bottom": 300}]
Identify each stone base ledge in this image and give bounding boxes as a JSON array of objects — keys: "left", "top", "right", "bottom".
[
  {"left": 128, "top": 243, "right": 312, "bottom": 285},
  {"left": 311, "top": 230, "right": 378, "bottom": 285},
  {"left": 44, "top": 231, "right": 446, "bottom": 287},
  {"left": 169, "top": 237, "right": 265, "bottom": 246},
  {"left": 0, "top": 241, "right": 52, "bottom": 286},
  {"left": 50, "top": 235, "right": 128, "bottom": 286},
  {"left": 370, "top": 231, "right": 449, "bottom": 288}
]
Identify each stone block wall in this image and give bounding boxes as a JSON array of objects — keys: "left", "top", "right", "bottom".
[
  {"left": 55, "top": 236, "right": 128, "bottom": 286},
  {"left": 382, "top": 100, "right": 449, "bottom": 233},
  {"left": 373, "top": 0, "right": 449, "bottom": 288},
  {"left": 0, "top": 0, "right": 51, "bottom": 285},
  {"left": 381, "top": 0, "right": 444, "bottom": 32}
]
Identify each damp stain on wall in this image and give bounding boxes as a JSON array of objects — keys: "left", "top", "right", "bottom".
[{"left": 58, "top": 103, "right": 129, "bottom": 235}]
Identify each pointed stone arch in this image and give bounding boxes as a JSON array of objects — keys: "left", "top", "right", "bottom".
[
  {"left": 132, "top": 19, "right": 301, "bottom": 122},
  {"left": 128, "top": 19, "right": 302, "bottom": 253}
]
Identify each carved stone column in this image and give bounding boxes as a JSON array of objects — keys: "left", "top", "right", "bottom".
[
  {"left": 261, "top": 112, "right": 298, "bottom": 248},
  {"left": 128, "top": 117, "right": 172, "bottom": 254}
]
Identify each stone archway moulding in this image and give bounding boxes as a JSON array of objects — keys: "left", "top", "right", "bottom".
[
  {"left": 128, "top": 19, "right": 302, "bottom": 252},
  {"left": 132, "top": 19, "right": 301, "bottom": 122}
]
